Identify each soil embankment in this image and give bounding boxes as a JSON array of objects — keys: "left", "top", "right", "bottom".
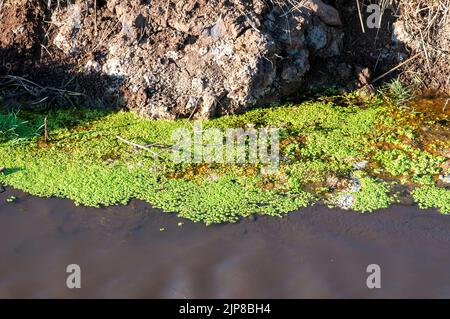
[{"left": 1, "top": 1, "right": 448, "bottom": 117}]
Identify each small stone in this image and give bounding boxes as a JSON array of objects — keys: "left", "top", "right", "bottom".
[
  {"left": 208, "top": 19, "right": 226, "bottom": 38},
  {"left": 84, "top": 60, "right": 102, "bottom": 73},
  {"left": 353, "top": 161, "right": 368, "bottom": 170},
  {"left": 348, "top": 173, "right": 362, "bottom": 192},
  {"left": 439, "top": 175, "right": 450, "bottom": 184},
  {"left": 6, "top": 196, "right": 16, "bottom": 203},
  {"left": 335, "top": 194, "right": 354, "bottom": 210},
  {"left": 306, "top": 23, "right": 328, "bottom": 51},
  {"left": 306, "top": 0, "right": 342, "bottom": 26}
]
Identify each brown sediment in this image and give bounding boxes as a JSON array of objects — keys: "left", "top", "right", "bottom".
[
  {"left": 409, "top": 96, "right": 450, "bottom": 120},
  {"left": 372, "top": 95, "right": 450, "bottom": 159},
  {"left": 407, "top": 97, "right": 450, "bottom": 160},
  {"left": 1, "top": 187, "right": 450, "bottom": 298}
]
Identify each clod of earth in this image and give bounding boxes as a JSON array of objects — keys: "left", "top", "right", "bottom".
[{"left": 0, "top": 0, "right": 345, "bottom": 118}]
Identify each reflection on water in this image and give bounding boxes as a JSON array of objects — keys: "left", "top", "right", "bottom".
[
  {"left": 409, "top": 95, "right": 450, "bottom": 120},
  {"left": 405, "top": 96, "right": 450, "bottom": 162},
  {"left": 1, "top": 187, "right": 450, "bottom": 298}
]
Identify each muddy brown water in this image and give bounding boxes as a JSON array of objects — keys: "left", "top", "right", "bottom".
[{"left": 1, "top": 187, "right": 450, "bottom": 298}]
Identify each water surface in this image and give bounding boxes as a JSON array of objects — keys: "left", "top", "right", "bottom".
[{"left": 1, "top": 188, "right": 450, "bottom": 298}]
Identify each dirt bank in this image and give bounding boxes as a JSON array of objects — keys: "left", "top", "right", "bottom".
[
  {"left": 1, "top": 1, "right": 447, "bottom": 118},
  {"left": 1, "top": 187, "right": 450, "bottom": 298},
  {"left": 0, "top": 0, "right": 343, "bottom": 117}
]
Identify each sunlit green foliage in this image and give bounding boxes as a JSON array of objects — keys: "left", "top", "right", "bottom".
[
  {"left": 351, "top": 175, "right": 393, "bottom": 212},
  {"left": 0, "top": 90, "right": 448, "bottom": 223},
  {"left": 412, "top": 185, "right": 450, "bottom": 214}
]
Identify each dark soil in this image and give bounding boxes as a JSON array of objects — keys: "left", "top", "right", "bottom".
[{"left": 304, "top": 0, "right": 409, "bottom": 92}]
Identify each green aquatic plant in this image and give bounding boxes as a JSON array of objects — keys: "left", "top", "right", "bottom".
[
  {"left": 351, "top": 175, "right": 393, "bottom": 213},
  {"left": 0, "top": 92, "right": 448, "bottom": 223},
  {"left": 375, "top": 149, "right": 412, "bottom": 176},
  {"left": 140, "top": 176, "right": 313, "bottom": 225},
  {"left": 412, "top": 184, "right": 450, "bottom": 214},
  {"left": 375, "top": 149, "right": 444, "bottom": 178}
]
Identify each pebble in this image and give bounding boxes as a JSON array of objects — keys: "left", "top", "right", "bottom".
[
  {"left": 335, "top": 194, "right": 354, "bottom": 210},
  {"left": 353, "top": 161, "right": 368, "bottom": 170},
  {"left": 439, "top": 175, "right": 450, "bottom": 184}
]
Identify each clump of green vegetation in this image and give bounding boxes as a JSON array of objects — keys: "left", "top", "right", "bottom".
[
  {"left": 0, "top": 90, "right": 448, "bottom": 224},
  {"left": 351, "top": 175, "right": 393, "bottom": 213},
  {"left": 375, "top": 149, "right": 443, "bottom": 178},
  {"left": 0, "top": 111, "right": 39, "bottom": 144},
  {"left": 382, "top": 78, "right": 414, "bottom": 107},
  {"left": 412, "top": 185, "right": 450, "bottom": 214},
  {"left": 144, "top": 176, "right": 313, "bottom": 224}
]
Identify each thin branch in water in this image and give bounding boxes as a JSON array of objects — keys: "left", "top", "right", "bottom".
[{"left": 116, "top": 136, "right": 162, "bottom": 159}]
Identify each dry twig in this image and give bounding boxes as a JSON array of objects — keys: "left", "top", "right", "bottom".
[{"left": 116, "top": 136, "right": 162, "bottom": 159}]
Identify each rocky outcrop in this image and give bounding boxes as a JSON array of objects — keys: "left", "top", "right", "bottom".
[{"left": 0, "top": 0, "right": 343, "bottom": 118}]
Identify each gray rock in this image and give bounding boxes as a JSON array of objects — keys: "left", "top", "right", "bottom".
[
  {"left": 52, "top": 4, "right": 82, "bottom": 54},
  {"left": 306, "top": 0, "right": 342, "bottom": 27},
  {"left": 353, "top": 161, "right": 369, "bottom": 170},
  {"left": 332, "top": 172, "right": 363, "bottom": 210},
  {"left": 439, "top": 175, "right": 450, "bottom": 184},
  {"left": 307, "top": 23, "right": 328, "bottom": 51},
  {"left": 208, "top": 20, "right": 226, "bottom": 39},
  {"left": 47, "top": 0, "right": 343, "bottom": 119},
  {"left": 335, "top": 194, "right": 355, "bottom": 210}
]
